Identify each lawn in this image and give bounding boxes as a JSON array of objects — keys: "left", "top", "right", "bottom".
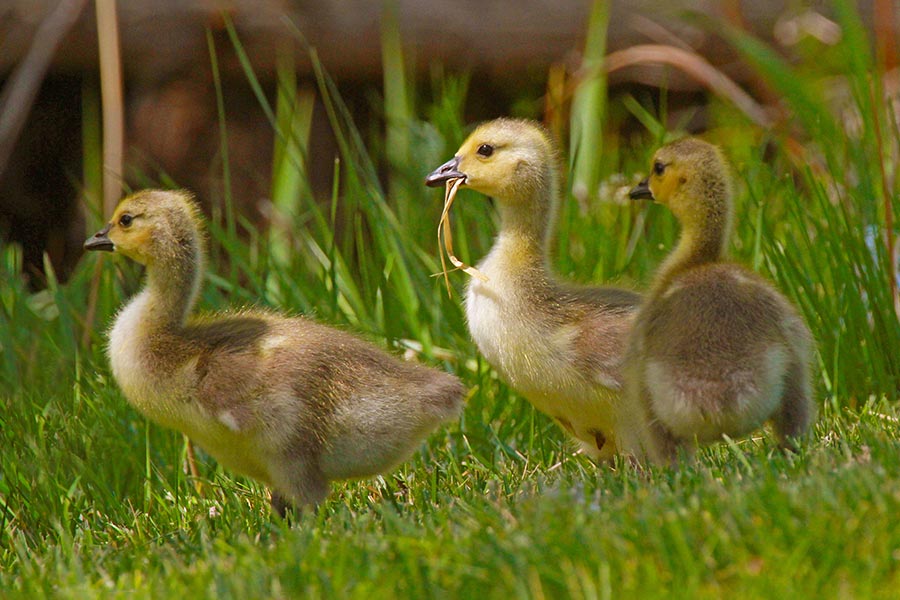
[{"left": 1, "top": 3, "right": 899, "bottom": 598}]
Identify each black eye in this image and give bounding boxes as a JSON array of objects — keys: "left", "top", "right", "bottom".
[
  {"left": 119, "top": 214, "right": 133, "bottom": 228},
  {"left": 653, "top": 161, "right": 666, "bottom": 176},
  {"left": 476, "top": 144, "right": 494, "bottom": 158}
]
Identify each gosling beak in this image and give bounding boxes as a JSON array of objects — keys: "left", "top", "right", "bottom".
[
  {"left": 84, "top": 224, "right": 114, "bottom": 252},
  {"left": 628, "top": 178, "right": 654, "bottom": 201},
  {"left": 425, "top": 156, "right": 465, "bottom": 187}
]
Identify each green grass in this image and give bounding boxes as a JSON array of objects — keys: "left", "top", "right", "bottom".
[{"left": 2, "top": 4, "right": 900, "bottom": 597}]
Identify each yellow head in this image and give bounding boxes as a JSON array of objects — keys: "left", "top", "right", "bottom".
[
  {"left": 84, "top": 189, "right": 205, "bottom": 267},
  {"left": 629, "top": 138, "right": 732, "bottom": 230},
  {"left": 425, "top": 118, "right": 560, "bottom": 204}
]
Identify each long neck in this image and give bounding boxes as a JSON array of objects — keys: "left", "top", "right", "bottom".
[
  {"left": 139, "top": 238, "right": 204, "bottom": 331},
  {"left": 652, "top": 201, "right": 731, "bottom": 294},
  {"left": 493, "top": 168, "right": 558, "bottom": 268}
]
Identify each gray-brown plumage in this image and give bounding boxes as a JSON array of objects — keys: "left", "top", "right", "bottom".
[
  {"left": 84, "top": 190, "right": 464, "bottom": 514},
  {"left": 426, "top": 118, "right": 645, "bottom": 460},
  {"left": 627, "top": 138, "right": 814, "bottom": 462}
]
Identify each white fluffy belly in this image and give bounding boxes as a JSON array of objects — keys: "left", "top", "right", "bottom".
[{"left": 466, "top": 275, "right": 618, "bottom": 448}]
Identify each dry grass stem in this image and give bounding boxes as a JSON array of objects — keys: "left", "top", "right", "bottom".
[
  {"left": 436, "top": 177, "right": 488, "bottom": 297},
  {"left": 96, "top": 0, "right": 125, "bottom": 217},
  {"left": 602, "top": 44, "right": 774, "bottom": 128}
]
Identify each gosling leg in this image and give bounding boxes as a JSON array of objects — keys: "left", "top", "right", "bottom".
[
  {"left": 270, "top": 491, "right": 294, "bottom": 519},
  {"left": 772, "top": 357, "right": 813, "bottom": 448},
  {"left": 629, "top": 367, "right": 682, "bottom": 466},
  {"left": 648, "top": 418, "right": 684, "bottom": 466},
  {"left": 270, "top": 462, "right": 330, "bottom": 517}
]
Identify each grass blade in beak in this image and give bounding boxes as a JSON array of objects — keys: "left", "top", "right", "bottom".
[{"left": 436, "top": 177, "right": 488, "bottom": 297}]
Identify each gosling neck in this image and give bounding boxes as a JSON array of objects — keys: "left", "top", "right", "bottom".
[
  {"left": 653, "top": 198, "right": 732, "bottom": 294},
  {"left": 139, "top": 237, "right": 204, "bottom": 330},
  {"left": 492, "top": 171, "right": 559, "bottom": 267}
]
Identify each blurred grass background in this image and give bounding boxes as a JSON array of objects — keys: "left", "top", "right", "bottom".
[{"left": 1, "top": 0, "right": 899, "bottom": 596}]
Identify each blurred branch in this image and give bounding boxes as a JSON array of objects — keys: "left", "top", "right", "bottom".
[
  {"left": 0, "top": 0, "right": 89, "bottom": 181},
  {"left": 602, "top": 44, "right": 773, "bottom": 128},
  {"left": 96, "top": 0, "right": 124, "bottom": 218}
]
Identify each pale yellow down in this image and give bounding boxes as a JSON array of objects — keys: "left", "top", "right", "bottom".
[
  {"left": 86, "top": 190, "right": 464, "bottom": 514},
  {"left": 430, "top": 118, "right": 647, "bottom": 461}
]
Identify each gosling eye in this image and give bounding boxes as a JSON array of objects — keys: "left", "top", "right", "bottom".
[
  {"left": 653, "top": 161, "right": 666, "bottom": 176},
  {"left": 118, "top": 214, "right": 134, "bottom": 228},
  {"left": 476, "top": 144, "right": 494, "bottom": 158}
]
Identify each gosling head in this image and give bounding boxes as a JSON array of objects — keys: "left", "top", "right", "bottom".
[
  {"left": 84, "top": 189, "right": 205, "bottom": 267},
  {"left": 426, "top": 118, "right": 559, "bottom": 204},
  {"left": 629, "top": 138, "right": 732, "bottom": 229}
]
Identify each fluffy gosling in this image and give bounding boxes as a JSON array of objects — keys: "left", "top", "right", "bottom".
[
  {"left": 426, "top": 118, "right": 646, "bottom": 461},
  {"left": 84, "top": 190, "right": 464, "bottom": 514},
  {"left": 627, "top": 138, "right": 814, "bottom": 462}
]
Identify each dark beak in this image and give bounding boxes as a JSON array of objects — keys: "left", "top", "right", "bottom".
[
  {"left": 425, "top": 156, "right": 465, "bottom": 187},
  {"left": 628, "top": 178, "right": 654, "bottom": 200},
  {"left": 84, "top": 224, "right": 114, "bottom": 252}
]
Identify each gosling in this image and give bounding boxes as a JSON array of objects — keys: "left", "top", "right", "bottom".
[
  {"left": 84, "top": 190, "right": 464, "bottom": 514},
  {"left": 627, "top": 138, "right": 814, "bottom": 462},
  {"left": 426, "top": 118, "right": 645, "bottom": 461}
]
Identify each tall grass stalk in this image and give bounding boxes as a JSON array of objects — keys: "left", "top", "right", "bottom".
[
  {"left": 94, "top": 0, "right": 124, "bottom": 218},
  {"left": 381, "top": 0, "right": 413, "bottom": 207},
  {"left": 206, "top": 27, "right": 237, "bottom": 283},
  {"left": 268, "top": 50, "right": 315, "bottom": 304},
  {"left": 79, "top": 77, "right": 106, "bottom": 349},
  {"left": 80, "top": 78, "right": 103, "bottom": 232},
  {"left": 569, "top": 0, "right": 610, "bottom": 202}
]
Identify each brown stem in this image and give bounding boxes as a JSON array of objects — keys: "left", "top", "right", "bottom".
[
  {"left": 96, "top": 0, "right": 125, "bottom": 217},
  {"left": 186, "top": 439, "right": 203, "bottom": 495}
]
